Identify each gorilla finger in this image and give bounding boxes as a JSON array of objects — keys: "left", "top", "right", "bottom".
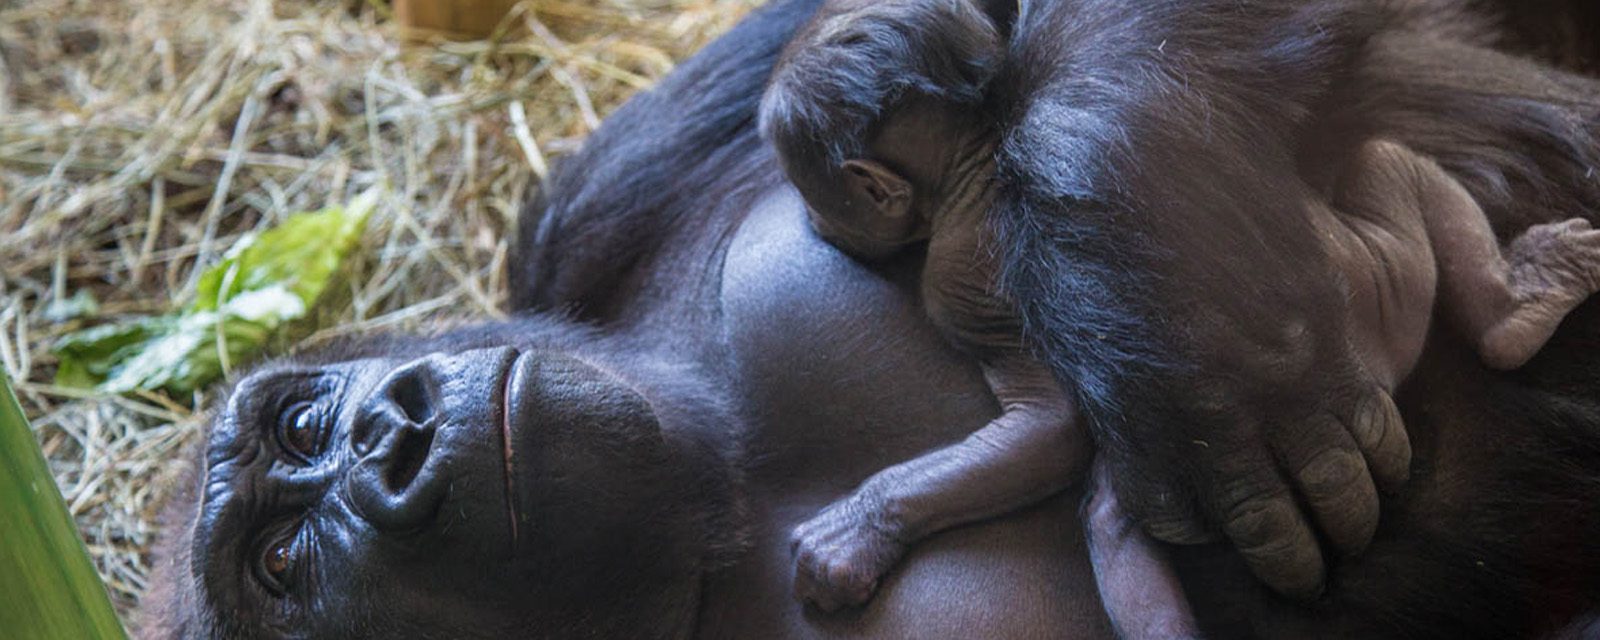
[
  {"left": 1142, "top": 497, "right": 1218, "bottom": 545},
  {"left": 823, "top": 561, "right": 874, "bottom": 607},
  {"left": 1218, "top": 481, "right": 1326, "bottom": 600},
  {"left": 793, "top": 548, "right": 835, "bottom": 607},
  {"left": 1086, "top": 464, "right": 1202, "bottom": 640},
  {"left": 1274, "top": 416, "right": 1380, "bottom": 557},
  {"left": 797, "top": 572, "right": 846, "bottom": 612},
  {"left": 1109, "top": 462, "right": 1216, "bottom": 545},
  {"left": 1347, "top": 389, "right": 1412, "bottom": 493}
]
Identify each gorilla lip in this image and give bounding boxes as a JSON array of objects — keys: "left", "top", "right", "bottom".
[{"left": 500, "top": 350, "right": 523, "bottom": 553}]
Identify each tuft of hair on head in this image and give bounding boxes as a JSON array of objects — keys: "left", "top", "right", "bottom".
[{"left": 758, "top": 0, "right": 1002, "bottom": 208}]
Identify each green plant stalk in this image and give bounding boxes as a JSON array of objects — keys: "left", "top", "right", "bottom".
[{"left": 0, "top": 372, "right": 128, "bottom": 639}]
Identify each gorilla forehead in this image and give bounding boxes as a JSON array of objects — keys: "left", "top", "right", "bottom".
[{"left": 271, "top": 314, "right": 592, "bottom": 366}]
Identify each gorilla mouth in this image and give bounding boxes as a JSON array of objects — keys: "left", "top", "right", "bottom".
[{"left": 500, "top": 350, "right": 524, "bottom": 553}]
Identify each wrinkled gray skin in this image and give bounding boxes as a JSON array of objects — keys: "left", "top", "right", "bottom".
[{"left": 1318, "top": 141, "right": 1600, "bottom": 382}]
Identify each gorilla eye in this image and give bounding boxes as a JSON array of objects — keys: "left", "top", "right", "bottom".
[
  {"left": 276, "top": 401, "right": 324, "bottom": 462},
  {"left": 256, "top": 529, "right": 299, "bottom": 596}
]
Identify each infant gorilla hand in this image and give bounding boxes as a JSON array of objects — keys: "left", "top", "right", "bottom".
[
  {"left": 1110, "top": 370, "right": 1412, "bottom": 600},
  {"left": 790, "top": 489, "right": 908, "bottom": 612}
]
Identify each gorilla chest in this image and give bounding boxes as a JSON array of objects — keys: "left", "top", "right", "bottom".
[{"left": 718, "top": 186, "right": 998, "bottom": 489}]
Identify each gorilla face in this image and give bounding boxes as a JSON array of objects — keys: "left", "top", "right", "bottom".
[
  {"left": 194, "top": 347, "right": 522, "bottom": 636},
  {"left": 146, "top": 321, "right": 738, "bottom": 639}
]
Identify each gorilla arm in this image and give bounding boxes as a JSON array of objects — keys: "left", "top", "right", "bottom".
[{"left": 989, "top": 0, "right": 1405, "bottom": 599}]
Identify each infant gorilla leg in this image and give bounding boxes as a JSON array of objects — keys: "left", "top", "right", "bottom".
[{"left": 1343, "top": 141, "right": 1600, "bottom": 373}]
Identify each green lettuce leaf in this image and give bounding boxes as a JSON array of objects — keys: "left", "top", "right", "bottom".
[{"left": 51, "top": 188, "right": 378, "bottom": 396}]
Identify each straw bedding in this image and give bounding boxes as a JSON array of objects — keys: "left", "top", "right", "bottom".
[{"left": 0, "top": 0, "right": 756, "bottom": 613}]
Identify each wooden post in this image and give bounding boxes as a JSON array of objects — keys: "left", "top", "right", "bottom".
[{"left": 395, "top": 0, "right": 521, "bottom": 39}]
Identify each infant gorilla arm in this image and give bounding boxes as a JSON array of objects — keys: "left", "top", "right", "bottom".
[
  {"left": 762, "top": 0, "right": 1091, "bottom": 613},
  {"left": 765, "top": 0, "right": 1409, "bottom": 602}
]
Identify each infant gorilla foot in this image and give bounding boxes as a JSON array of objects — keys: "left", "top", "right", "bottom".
[
  {"left": 1481, "top": 218, "right": 1600, "bottom": 369},
  {"left": 791, "top": 492, "right": 908, "bottom": 612}
]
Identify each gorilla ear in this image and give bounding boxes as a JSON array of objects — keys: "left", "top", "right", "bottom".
[{"left": 841, "top": 159, "right": 913, "bottom": 220}]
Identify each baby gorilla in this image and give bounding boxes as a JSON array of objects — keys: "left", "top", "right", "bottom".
[
  {"left": 761, "top": 0, "right": 1076, "bottom": 613},
  {"left": 760, "top": 0, "right": 1600, "bottom": 615}
]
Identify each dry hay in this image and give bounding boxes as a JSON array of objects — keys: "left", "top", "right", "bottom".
[{"left": 0, "top": 0, "right": 759, "bottom": 614}]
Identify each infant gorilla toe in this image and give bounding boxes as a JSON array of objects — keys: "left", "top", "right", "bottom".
[{"left": 1480, "top": 218, "right": 1600, "bottom": 369}]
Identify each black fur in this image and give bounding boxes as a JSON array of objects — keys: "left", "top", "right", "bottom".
[
  {"left": 511, "top": 0, "right": 815, "bottom": 318},
  {"left": 988, "top": 0, "right": 1376, "bottom": 442}
]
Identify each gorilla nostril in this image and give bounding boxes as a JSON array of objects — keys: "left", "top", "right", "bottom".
[
  {"left": 384, "top": 426, "right": 435, "bottom": 493},
  {"left": 389, "top": 371, "right": 438, "bottom": 426}
]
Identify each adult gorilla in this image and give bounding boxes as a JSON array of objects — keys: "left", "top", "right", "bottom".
[{"left": 138, "top": 0, "right": 1600, "bottom": 638}]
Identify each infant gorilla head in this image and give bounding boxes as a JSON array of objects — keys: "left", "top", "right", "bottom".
[{"left": 137, "top": 318, "right": 744, "bottom": 639}]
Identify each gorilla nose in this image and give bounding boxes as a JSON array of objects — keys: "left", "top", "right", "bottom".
[{"left": 347, "top": 360, "right": 446, "bottom": 531}]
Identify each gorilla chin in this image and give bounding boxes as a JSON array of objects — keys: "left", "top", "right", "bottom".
[{"left": 140, "top": 319, "right": 746, "bottom": 639}]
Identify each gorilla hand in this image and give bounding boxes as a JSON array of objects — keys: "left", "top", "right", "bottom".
[
  {"left": 791, "top": 486, "right": 907, "bottom": 612},
  {"left": 985, "top": 0, "right": 1407, "bottom": 600},
  {"left": 1107, "top": 368, "right": 1412, "bottom": 600}
]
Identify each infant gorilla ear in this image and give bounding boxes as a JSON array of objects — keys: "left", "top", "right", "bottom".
[
  {"left": 799, "top": 157, "right": 921, "bottom": 261},
  {"left": 760, "top": 0, "right": 1005, "bottom": 260},
  {"left": 840, "top": 159, "right": 913, "bottom": 221}
]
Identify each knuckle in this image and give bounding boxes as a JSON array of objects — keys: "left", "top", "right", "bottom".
[
  {"left": 1145, "top": 518, "right": 1213, "bottom": 545},
  {"left": 1281, "top": 411, "right": 1345, "bottom": 445},
  {"left": 1246, "top": 537, "right": 1304, "bottom": 569},
  {"left": 826, "top": 560, "right": 859, "bottom": 586},
  {"left": 1255, "top": 319, "right": 1317, "bottom": 380},
  {"left": 1296, "top": 447, "right": 1365, "bottom": 497},
  {"left": 1223, "top": 495, "right": 1298, "bottom": 548},
  {"left": 1352, "top": 390, "right": 1400, "bottom": 444}
]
